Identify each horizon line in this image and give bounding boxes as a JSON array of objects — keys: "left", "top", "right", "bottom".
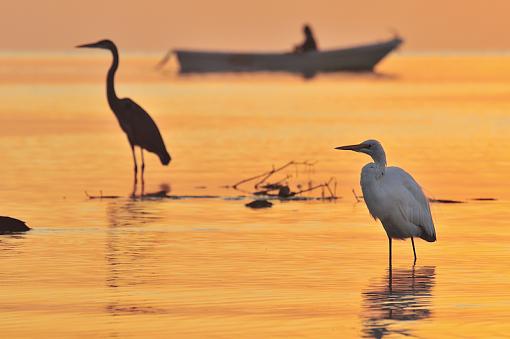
[{"left": 4, "top": 49, "right": 510, "bottom": 57}]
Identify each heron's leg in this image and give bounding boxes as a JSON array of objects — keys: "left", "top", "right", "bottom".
[
  {"left": 411, "top": 237, "right": 417, "bottom": 265},
  {"left": 140, "top": 149, "right": 145, "bottom": 183},
  {"left": 131, "top": 175, "right": 137, "bottom": 198},
  {"left": 140, "top": 149, "right": 145, "bottom": 197},
  {"left": 140, "top": 149, "right": 145, "bottom": 173},
  {"left": 130, "top": 145, "right": 138, "bottom": 198},
  {"left": 131, "top": 145, "right": 138, "bottom": 181}
]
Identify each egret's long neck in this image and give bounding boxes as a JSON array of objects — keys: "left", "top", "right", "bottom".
[
  {"left": 371, "top": 150, "right": 387, "bottom": 174},
  {"left": 106, "top": 46, "right": 119, "bottom": 108}
]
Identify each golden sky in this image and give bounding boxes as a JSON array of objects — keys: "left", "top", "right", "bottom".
[{"left": 1, "top": 0, "right": 509, "bottom": 52}]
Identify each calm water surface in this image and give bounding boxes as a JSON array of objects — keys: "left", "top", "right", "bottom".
[{"left": 0, "top": 52, "right": 509, "bottom": 337}]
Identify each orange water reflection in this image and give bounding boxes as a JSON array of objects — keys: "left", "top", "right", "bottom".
[
  {"left": 0, "top": 53, "right": 509, "bottom": 337},
  {"left": 362, "top": 266, "right": 435, "bottom": 338}
]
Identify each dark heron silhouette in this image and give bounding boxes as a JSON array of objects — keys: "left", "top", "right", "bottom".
[
  {"left": 0, "top": 216, "right": 30, "bottom": 234},
  {"left": 76, "top": 40, "right": 171, "bottom": 187}
]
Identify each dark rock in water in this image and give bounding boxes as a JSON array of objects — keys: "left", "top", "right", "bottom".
[
  {"left": 0, "top": 216, "right": 31, "bottom": 234},
  {"left": 245, "top": 200, "right": 273, "bottom": 209}
]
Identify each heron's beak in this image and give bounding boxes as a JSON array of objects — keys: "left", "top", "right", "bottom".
[
  {"left": 76, "top": 42, "right": 101, "bottom": 49},
  {"left": 335, "top": 143, "right": 369, "bottom": 151}
]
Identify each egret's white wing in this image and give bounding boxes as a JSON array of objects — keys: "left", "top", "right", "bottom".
[
  {"left": 359, "top": 165, "right": 381, "bottom": 221},
  {"left": 386, "top": 167, "right": 436, "bottom": 241}
]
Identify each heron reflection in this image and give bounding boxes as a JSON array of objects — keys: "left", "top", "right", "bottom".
[
  {"left": 104, "top": 198, "right": 166, "bottom": 319},
  {"left": 362, "top": 266, "right": 435, "bottom": 338}
]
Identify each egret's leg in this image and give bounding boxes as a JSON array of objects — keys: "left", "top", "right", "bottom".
[
  {"left": 388, "top": 236, "right": 393, "bottom": 268},
  {"left": 388, "top": 236, "right": 393, "bottom": 293},
  {"left": 411, "top": 265, "right": 416, "bottom": 292},
  {"left": 411, "top": 237, "right": 417, "bottom": 265}
]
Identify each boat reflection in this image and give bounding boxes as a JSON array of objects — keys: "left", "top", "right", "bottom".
[{"left": 362, "top": 266, "right": 436, "bottom": 338}]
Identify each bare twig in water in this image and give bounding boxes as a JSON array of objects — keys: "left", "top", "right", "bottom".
[
  {"left": 292, "top": 177, "right": 335, "bottom": 196},
  {"left": 232, "top": 160, "right": 316, "bottom": 190},
  {"left": 232, "top": 160, "right": 315, "bottom": 189},
  {"left": 352, "top": 189, "right": 363, "bottom": 203},
  {"left": 324, "top": 178, "right": 335, "bottom": 197},
  {"left": 255, "top": 161, "right": 316, "bottom": 189},
  {"left": 259, "top": 175, "right": 291, "bottom": 190},
  {"left": 232, "top": 161, "right": 337, "bottom": 200},
  {"left": 232, "top": 161, "right": 293, "bottom": 189},
  {"left": 85, "top": 191, "right": 121, "bottom": 200}
]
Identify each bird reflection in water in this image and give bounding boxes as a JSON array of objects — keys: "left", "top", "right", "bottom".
[
  {"left": 362, "top": 266, "right": 436, "bottom": 338},
  {"left": 104, "top": 199, "right": 166, "bottom": 319}
]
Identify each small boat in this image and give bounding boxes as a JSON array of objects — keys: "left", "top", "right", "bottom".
[{"left": 174, "top": 37, "right": 402, "bottom": 75}]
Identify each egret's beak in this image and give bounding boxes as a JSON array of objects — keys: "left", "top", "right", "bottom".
[
  {"left": 335, "top": 143, "right": 369, "bottom": 151},
  {"left": 76, "top": 42, "right": 101, "bottom": 49}
]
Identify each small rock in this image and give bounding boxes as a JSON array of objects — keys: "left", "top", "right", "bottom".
[
  {"left": 245, "top": 200, "right": 273, "bottom": 209},
  {"left": 0, "top": 216, "right": 31, "bottom": 234}
]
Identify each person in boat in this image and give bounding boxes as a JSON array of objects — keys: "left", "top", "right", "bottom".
[{"left": 294, "top": 24, "right": 318, "bottom": 53}]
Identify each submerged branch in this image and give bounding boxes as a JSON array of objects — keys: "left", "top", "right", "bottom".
[
  {"left": 232, "top": 161, "right": 294, "bottom": 189},
  {"left": 352, "top": 189, "right": 363, "bottom": 203},
  {"left": 231, "top": 161, "right": 338, "bottom": 200},
  {"left": 85, "top": 191, "right": 121, "bottom": 200}
]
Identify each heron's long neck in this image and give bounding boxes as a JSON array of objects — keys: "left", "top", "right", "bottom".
[{"left": 106, "top": 46, "right": 119, "bottom": 108}]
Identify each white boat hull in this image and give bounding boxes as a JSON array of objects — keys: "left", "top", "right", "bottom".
[{"left": 175, "top": 38, "right": 402, "bottom": 74}]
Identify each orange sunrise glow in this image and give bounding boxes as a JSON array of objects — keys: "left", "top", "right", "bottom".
[{"left": 1, "top": 1, "right": 510, "bottom": 338}]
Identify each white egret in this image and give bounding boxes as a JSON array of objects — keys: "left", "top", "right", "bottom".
[{"left": 335, "top": 140, "right": 436, "bottom": 265}]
